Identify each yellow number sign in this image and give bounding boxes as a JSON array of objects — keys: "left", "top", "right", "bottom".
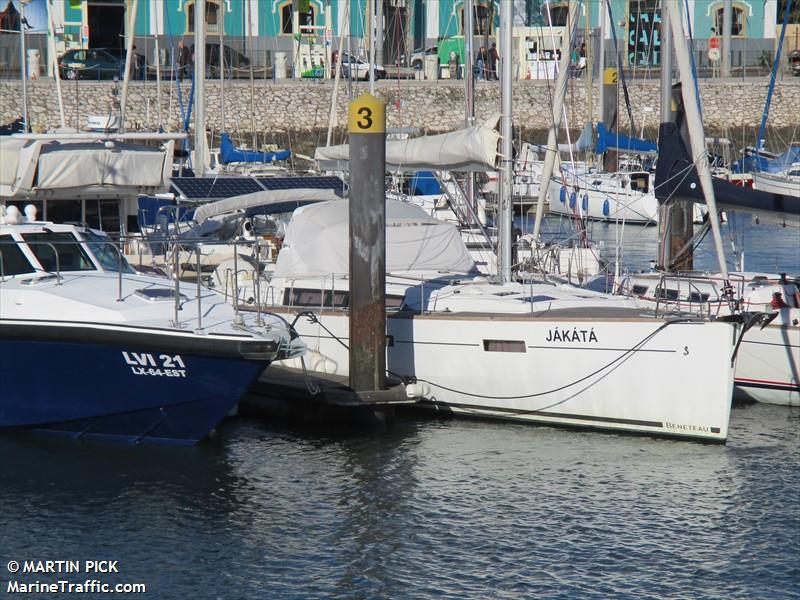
[
  {"left": 603, "top": 67, "right": 618, "bottom": 85},
  {"left": 348, "top": 93, "right": 385, "bottom": 134}
]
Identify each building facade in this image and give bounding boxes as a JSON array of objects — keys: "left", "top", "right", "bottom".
[{"left": 19, "top": 0, "right": 781, "bottom": 75}]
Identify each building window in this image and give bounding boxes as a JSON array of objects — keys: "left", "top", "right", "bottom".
[
  {"left": 713, "top": 4, "right": 746, "bottom": 36},
  {"left": 187, "top": 0, "right": 221, "bottom": 34},
  {"left": 459, "top": 3, "right": 495, "bottom": 35},
  {"left": 541, "top": 2, "right": 569, "bottom": 26},
  {"left": 280, "top": 1, "right": 316, "bottom": 35}
]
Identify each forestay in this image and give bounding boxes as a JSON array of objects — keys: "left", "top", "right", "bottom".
[{"left": 273, "top": 199, "right": 477, "bottom": 278}]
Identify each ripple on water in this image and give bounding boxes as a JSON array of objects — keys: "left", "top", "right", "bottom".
[{"left": 0, "top": 402, "right": 797, "bottom": 598}]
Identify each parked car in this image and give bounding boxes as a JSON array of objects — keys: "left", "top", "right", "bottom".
[
  {"left": 789, "top": 49, "right": 800, "bottom": 77},
  {"left": 101, "top": 47, "right": 146, "bottom": 79},
  {"left": 403, "top": 45, "right": 438, "bottom": 70},
  {"left": 59, "top": 48, "right": 124, "bottom": 80},
  {"left": 193, "top": 43, "right": 252, "bottom": 77},
  {"left": 339, "top": 52, "right": 386, "bottom": 80}
]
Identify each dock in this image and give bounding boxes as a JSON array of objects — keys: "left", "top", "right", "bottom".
[{"left": 240, "top": 365, "right": 420, "bottom": 423}]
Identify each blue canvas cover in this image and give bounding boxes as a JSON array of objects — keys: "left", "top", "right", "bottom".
[
  {"left": 409, "top": 171, "right": 442, "bottom": 195},
  {"left": 596, "top": 122, "right": 657, "bottom": 155},
  {"left": 219, "top": 133, "right": 291, "bottom": 164}
]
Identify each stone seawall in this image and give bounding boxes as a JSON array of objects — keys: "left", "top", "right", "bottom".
[{"left": 1, "top": 78, "right": 797, "bottom": 138}]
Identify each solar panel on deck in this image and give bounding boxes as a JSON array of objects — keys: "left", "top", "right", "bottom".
[
  {"left": 256, "top": 176, "right": 347, "bottom": 197},
  {"left": 171, "top": 177, "right": 265, "bottom": 199}
]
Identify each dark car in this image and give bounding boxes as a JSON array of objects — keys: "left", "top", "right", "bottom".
[
  {"left": 789, "top": 49, "right": 800, "bottom": 77},
  {"left": 101, "top": 47, "right": 146, "bottom": 77},
  {"left": 192, "top": 43, "right": 252, "bottom": 77},
  {"left": 59, "top": 48, "right": 124, "bottom": 80}
]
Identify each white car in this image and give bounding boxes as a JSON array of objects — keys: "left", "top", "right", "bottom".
[{"left": 339, "top": 52, "right": 386, "bottom": 80}]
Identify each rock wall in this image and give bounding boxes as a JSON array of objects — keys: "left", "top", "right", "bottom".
[{"left": 1, "top": 78, "right": 797, "bottom": 138}]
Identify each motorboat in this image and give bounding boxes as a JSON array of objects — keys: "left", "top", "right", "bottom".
[{"left": 0, "top": 205, "right": 305, "bottom": 444}]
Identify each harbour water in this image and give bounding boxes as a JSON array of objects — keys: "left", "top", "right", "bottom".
[{"left": 0, "top": 213, "right": 797, "bottom": 598}]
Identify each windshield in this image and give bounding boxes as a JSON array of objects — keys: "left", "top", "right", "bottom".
[
  {"left": 22, "top": 232, "right": 95, "bottom": 272},
  {"left": 81, "top": 230, "right": 136, "bottom": 273}
]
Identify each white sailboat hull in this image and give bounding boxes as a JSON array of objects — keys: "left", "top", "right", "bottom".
[
  {"left": 547, "top": 176, "right": 659, "bottom": 224},
  {"left": 620, "top": 273, "right": 800, "bottom": 406},
  {"left": 734, "top": 310, "right": 800, "bottom": 406},
  {"left": 752, "top": 171, "right": 800, "bottom": 198},
  {"left": 275, "top": 308, "right": 735, "bottom": 441}
]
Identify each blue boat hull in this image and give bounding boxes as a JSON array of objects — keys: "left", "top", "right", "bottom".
[{"left": 0, "top": 323, "right": 273, "bottom": 445}]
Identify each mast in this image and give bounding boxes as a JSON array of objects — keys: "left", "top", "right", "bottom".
[
  {"left": 247, "top": 0, "right": 256, "bottom": 148},
  {"left": 498, "top": 0, "right": 513, "bottom": 282},
  {"left": 721, "top": 0, "right": 732, "bottom": 78},
  {"left": 530, "top": 0, "right": 579, "bottom": 243},
  {"left": 756, "top": 0, "right": 794, "bottom": 151},
  {"left": 369, "top": 0, "right": 377, "bottom": 94},
  {"left": 375, "top": 0, "right": 384, "bottom": 67},
  {"left": 46, "top": 0, "right": 65, "bottom": 128},
  {"left": 326, "top": 0, "right": 351, "bottom": 147},
  {"left": 657, "top": 0, "right": 693, "bottom": 271},
  {"left": 194, "top": 0, "right": 207, "bottom": 176},
  {"left": 119, "top": 0, "right": 138, "bottom": 132},
  {"left": 219, "top": 3, "right": 225, "bottom": 134},
  {"left": 465, "top": 0, "right": 476, "bottom": 210},
  {"left": 19, "top": 0, "right": 28, "bottom": 132},
  {"left": 665, "top": 0, "right": 727, "bottom": 278},
  {"left": 596, "top": 0, "right": 606, "bottom": 134}
]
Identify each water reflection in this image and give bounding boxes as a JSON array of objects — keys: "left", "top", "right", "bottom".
[
  {"left": 0, "top": 401, "right": 796, "bottom": 598},
  {"left": 527, "top": 212, "right": 799, "bottom": 274}
]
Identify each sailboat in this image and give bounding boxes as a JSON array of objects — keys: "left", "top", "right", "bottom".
[
  {"left": 617, "top": 1, "right": 799, "bottom": 407},
  {"left": 213, "top": 0, "right": 741, "bottom": 442}
]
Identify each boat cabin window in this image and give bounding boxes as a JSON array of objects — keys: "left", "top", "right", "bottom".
[
  {"left": 655, "top": 287, "right": 680, "bottom": 301},
  {"left": 21, "top": 232, "right": 95, "bottom": 272},
  {"left": 687, "top": 291, "right": 711, "bottom": 303},
  {"left": 284, "top": 288, "right": 405, "bottom": 310},
  {"left": 0, "top": 235, "right": 36, "bottom": 276},
  {"left": 629, "top": 173, "right": 649, "bottom": 193},
  {"left": 631, "top": 285, "right": 650, "bottom": 296},
  {"left": 81, "top": 230, "right": 135, "bottom": 273},
  {"left": 386, "top": 295, "right": 405, "bottom": 309},
  {"left": 285, "top": 288, "right": 350, "bottom": 308},
  {"left": 483, "top": 340, "right": 526, "bottom": 353}
]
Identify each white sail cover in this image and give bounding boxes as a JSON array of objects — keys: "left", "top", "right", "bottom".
[
  {"left": 0, "top": 137, "right": 172, "bottom": 198},
  {"left": 273, "top": 199, "right": 477, "bottom": 278},
  {"left": 314, "top": 116, "right": 501, "bottom": 172},
  {"left": 193, "top": 188, "right": 341, "bottom": 223}
]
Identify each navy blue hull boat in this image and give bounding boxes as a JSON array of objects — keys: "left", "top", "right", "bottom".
[{"left": 0, "top": 211, "right": 305, "bottom": 445}]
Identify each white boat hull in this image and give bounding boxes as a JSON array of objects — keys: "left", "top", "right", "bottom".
[
  {"left": 276, "top": 308, "right": 735, "bottom": 441},
  {"left": 548, "top": 177, "right": 659, "bottom": 224},
  {"left": 620, "top": 273, "right": 800, "bottom": 406},
  {"left": 752, "top": 171, "right": 800, "bottom": 198},
  {"left": 734, "top": 311, "right": 800, "bottom": 406}
]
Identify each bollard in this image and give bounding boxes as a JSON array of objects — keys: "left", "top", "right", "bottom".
[{"left": 348, "top": 93, "right": 387, "bottom": 393}]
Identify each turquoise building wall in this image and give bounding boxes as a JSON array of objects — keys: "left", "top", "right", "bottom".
[{"left": 100, "top": 0, "right": 777, "bottom": 47}]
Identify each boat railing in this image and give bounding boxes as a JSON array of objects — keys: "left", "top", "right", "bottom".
[{"left": 652, "top": 272, "right": 749, "bottom": 318}]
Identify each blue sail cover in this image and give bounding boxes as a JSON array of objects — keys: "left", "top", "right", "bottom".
[
  {"left": 219, "top": 133, "right": 291, "bottom": 164},
  {"left": 731, "top": 144, "right": 800, "bottom": 174},
  {"left": 596, "top": 122, "right": 657, "bottom": 155},
  {"left": 409, "top": 171, "right": 442, "bottom": 195}
]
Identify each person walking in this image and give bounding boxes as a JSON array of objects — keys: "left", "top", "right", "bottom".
[
  {"left": 488, "top": 42, "right": 499, "bottom": 80},
  {"left": 475, "top": 46, "right": 485, "bottom": 80},
  {"left": 177, "top": 39, "right": 191, "bottom": 81}
]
